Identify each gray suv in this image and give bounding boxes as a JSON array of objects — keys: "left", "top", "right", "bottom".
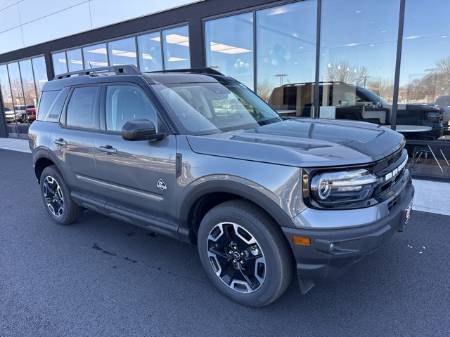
[{"left": 29, "top": 66, "right": 414, "bottom": 307}]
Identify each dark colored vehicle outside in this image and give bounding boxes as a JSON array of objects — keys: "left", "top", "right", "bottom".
[
  {"left": 29, "top": 66, "right": 414, "bottom": 307},
  {"left": 269, "top": 82, "right": 444, "bottom": 139}
]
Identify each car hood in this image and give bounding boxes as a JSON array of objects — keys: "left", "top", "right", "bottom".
[
  {"left": 187, "top": 118, "right": 404, "bottom": 168},
  {"left": 398, "top": 103, "right": 441, "bottom": 112}
]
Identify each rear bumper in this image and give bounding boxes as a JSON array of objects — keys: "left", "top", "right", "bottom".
[{"left": 282, "top": 179, "right": 414, "bottom": 294}]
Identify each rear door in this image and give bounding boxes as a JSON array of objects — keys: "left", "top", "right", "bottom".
[
  {"left": 57, "top": 85, "right": 101, "bottom": 194},
  {"left": 92, "top": 83, "right": 177, "bottom": 221}
]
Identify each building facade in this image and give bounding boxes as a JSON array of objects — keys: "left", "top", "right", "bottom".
[{"left": 0, "top": 0, "right": 449, "bottom": 182}]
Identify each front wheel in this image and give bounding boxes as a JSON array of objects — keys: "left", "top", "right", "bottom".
[{"left": 197, "top": 200, "right": 293, "bottom": 307}]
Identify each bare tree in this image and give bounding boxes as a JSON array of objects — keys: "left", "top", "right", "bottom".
[{"left": 326, "top": 61, "right": 369, "bottom": 86}]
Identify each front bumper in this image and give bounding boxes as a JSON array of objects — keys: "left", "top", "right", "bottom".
[{"left": 282, "top": 177, "right": 414, "bottom": 294}]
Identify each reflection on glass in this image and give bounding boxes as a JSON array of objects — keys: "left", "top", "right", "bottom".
[
  {"left": 7, "top": 62, "right": 26, "bottom": 137},
  {"left": 19, "top": 59, "right": 37, "bottom": 124},
  {"left": 0, "top": 64, "right": 15, "bottom": 126},
  {"left": 400, "top": 0, "right": 450, "bottom": 178},
  {"left": 108, "top": 37, "right": 137, "bottom": 66},
  {"left": 162, "top": 26, "right": 190, "bottom": 70},
  {"left": 32, "top": 56, "right": 48, "bottom": 96},
  {"left": 67, "top": 49, "right": 84, "bottom": 71},
  {"left": 83, "top": 43, "right": 108, "bottom": 69},
  {"left": 138, "top": 32, "right": 163, "bottom": 72},
  {"left": 52, "top": 51, "right": 67, "bottom": 75},
  {"left": 318, "top": 0, "right": 399, "bottom": 123},
  {"left": 205, "top": 13, "right": 254, "bottom": 90},
  {"left": 258, "top": 1, "right": 317, "bottom": 117}
]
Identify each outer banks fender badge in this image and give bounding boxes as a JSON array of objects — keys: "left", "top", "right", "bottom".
[{"left": 157, "top": 179, "right": 167, "bottom": 191}]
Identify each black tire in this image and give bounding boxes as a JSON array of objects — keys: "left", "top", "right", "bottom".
[
  {"left": 197, "top": 200, "right": 293, "bottom": 307},
  {"left": 39, "top": 165, "right": 80, "bottom": 225}
]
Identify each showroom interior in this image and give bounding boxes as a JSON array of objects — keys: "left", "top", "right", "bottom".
[{"left": 0, "top": 0, "right": 449, "bottom": 182}]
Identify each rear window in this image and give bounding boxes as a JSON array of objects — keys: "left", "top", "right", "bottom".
[
  {"left": 66, "top": 86, "right": 99, "bottom": 130},
  {"left": 37, "top": 89, "right": 67, "bottom": 122}
]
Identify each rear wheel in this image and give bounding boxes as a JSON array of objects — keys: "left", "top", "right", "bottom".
[
  {"left": 40, "top": 165, "right": 80, "bottom": 225},
  {"left": 197, "top": 200, "right": 293, "bottom": 307}
]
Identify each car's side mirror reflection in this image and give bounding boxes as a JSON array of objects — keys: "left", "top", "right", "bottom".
[{"left": 121, "top": 119, "right": 165, "bottom": 141}]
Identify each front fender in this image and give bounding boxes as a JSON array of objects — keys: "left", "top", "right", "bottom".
[{"left": 178, "top": 175, "right": 297, "bottom": 230}]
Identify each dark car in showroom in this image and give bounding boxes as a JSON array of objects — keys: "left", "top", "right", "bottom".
[{"left": 269, "top": 81, "right": 444, "bottom": 139}]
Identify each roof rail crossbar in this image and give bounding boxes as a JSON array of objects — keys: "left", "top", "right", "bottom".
[
  {"left": 147, "top": 67, "right": 224, "bottom": 76},
  {"left": 55, "top": 65, "right": 141, "bottom": 79}
]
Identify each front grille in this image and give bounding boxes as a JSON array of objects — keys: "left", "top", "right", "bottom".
[{"left": 371, "top": 148, "right": 408, "bottom": 200}]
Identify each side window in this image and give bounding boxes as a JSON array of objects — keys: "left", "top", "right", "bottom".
[
  {"left": 37, "top": 90, "right": 59, "bottom": 122},
  {"left": 105, "top": 85, "right": 159, "bottom": 132},
  {"left": 66, "top": 86, "right": 100, "bottom": 129}
]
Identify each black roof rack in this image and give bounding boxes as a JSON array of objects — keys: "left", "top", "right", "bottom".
[
  {"left": 147, "top": 67, "right": 224, "bottom": 76},
  {"left": 55, "top": 65, "right": 141, "bottom": 79}
]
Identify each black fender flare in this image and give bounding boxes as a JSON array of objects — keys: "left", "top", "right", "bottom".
[
  {"left": 178, "top": 178, "right": 295, "bottom": 231},
  {"left": 32, "top": 147, "right": 64, "bottom": 181}
]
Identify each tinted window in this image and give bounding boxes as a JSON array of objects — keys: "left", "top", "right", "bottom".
[
  {"left": 108, "top": 37, "right": 137, "bottom": 66},
  {"left": 162, "top": 25, "right": 190, "bottom": 70},
  {"left": 52, "top": 52, "right": 67, "bottom": 75},
  {"left": 66, "top": 49, "right": 83, "bottom": 71},
  {"left": 205, "top": 13, "right": 254, "bottom": 90},
  {"left": 83, "top": 43, "right": 108, "bottom": 68},
  {"left": 105, "top": 85, "right": 158, "bottom": 132},
  {"left": 319, "top": 0, "right": 400, "bottom": 122},
  {"left": 66, "top": 87, "right": 99, "bottom": 129},
  {"left": 137, "top": 32, "right": 163, "bottom": 72},
  {"left": 37, "top": 89, "right": 68, "bottom": 122}
]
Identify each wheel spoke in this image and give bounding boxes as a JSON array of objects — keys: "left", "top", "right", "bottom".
[{"left": 206, "top": 222, "right": 266, "bottom": 294}]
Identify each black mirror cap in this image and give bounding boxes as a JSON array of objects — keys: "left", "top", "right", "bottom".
[{"left": 121, "top": 119, "right": 164, "bottom": 141}]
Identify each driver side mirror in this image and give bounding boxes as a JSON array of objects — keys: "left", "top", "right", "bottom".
[{"left": 121, "top": 119, "right": 165, "bottom": 141}]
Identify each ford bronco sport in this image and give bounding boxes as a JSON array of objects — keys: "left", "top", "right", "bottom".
[{"left": 29, "top": 66, "right": 414, "bottom": 307}]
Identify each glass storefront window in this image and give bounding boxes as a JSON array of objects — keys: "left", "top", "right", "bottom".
[
  {"left": 32, "top": 56, "right": 48, "bottom": 96},
  {"left": 258, "top": 1, "right": 317, "bottom": 117},
  {"left": 162, "top": 25, "right": 190, "bottom": 70},
  {"left": 108, "top": 37, "right": 137, "bottom": 66},
  {"left": 205, "top": 13, "right": 254, "bottom": 90},
  {"left": 7, "top": 62, "right": 26, "bottom": 137},
  {"left": 319, "top": 0, "right": 400, "bottom": 123},
  {"left": 83, "top": 43, "right": 108, "bottom": 69},
  {"left": 0, "top": 64, "right": 15, "bottom": 130},
  {"left": 399, "top": 0, "right": 450, "bottom": 179},
  {"left": 66, "top": 48, "right": 83, "bottom": 72},
  {"left": 19, "top": 59, "right": 37, "bottom": 125},
  {"left": 52, "top": 51, "right": 67, "bottom": 75},
  {"left": 138, "top": 32, "right": 163, "bottom": 72}
]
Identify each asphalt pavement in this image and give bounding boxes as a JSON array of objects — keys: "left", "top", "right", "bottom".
[{"left": 0, "top": 149, "right": 449, "bottom": 337}]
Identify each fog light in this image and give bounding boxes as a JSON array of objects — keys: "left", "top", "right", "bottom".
[{"left": 293, "top": 235, "right": 312, "bottom": 246}]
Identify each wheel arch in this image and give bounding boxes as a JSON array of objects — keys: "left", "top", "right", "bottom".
[
  {"left": 179, "top": 179, "right": 294, "bottom": 243},
  {"left": 33, "top": 148, "right": 62, "bottom": 182}
]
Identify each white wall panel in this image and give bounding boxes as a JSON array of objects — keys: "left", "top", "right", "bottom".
[
  {"left": 0, "top": 27, "right": 23, "bottom": 54},
  {"left": 21, "top": 2, "right": 91, "bottom": 47},
  {"left": 18, "top": 0, "right": 87, "bottom": 24},
  {"left": 0, "top": 3, "right": 20, "bottom": 31},
  {"left": 89, "top": 0, "right": 200, "bottom": 28}
]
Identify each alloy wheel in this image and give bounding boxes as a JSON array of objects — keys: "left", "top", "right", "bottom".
[
  {"left": 42, "top": 176, "right": 64, "bottom": 217},
  {"left": 207, "top": 222, "right": 266, "bottom": 293}
]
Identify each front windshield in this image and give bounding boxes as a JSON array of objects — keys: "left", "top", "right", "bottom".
[
  {"left": 153, "top": 81, "right": 282, "bottom": 134},
  {"left": 356, "top": 86, "right": 388, "bottom": 106}
]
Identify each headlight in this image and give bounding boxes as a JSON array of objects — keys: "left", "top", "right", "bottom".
[{"left": 310, "top": 169, "right": 378, "bottom": 207}]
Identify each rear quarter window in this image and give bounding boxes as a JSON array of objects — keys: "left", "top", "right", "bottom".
[{"left": 37, "top": 89, "right": 68, "bottom": 122}]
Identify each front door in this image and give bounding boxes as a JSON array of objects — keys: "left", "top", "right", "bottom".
[{"left": 92, "top": 84, "right": 177, "bottom": 222}]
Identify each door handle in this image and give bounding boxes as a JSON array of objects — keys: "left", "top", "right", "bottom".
[
  {"left": 98, "top": 145, "right": 117, "bottom": 154},
  {"left": 54, "top": 138, "right": 66, "bottom": 146}
]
